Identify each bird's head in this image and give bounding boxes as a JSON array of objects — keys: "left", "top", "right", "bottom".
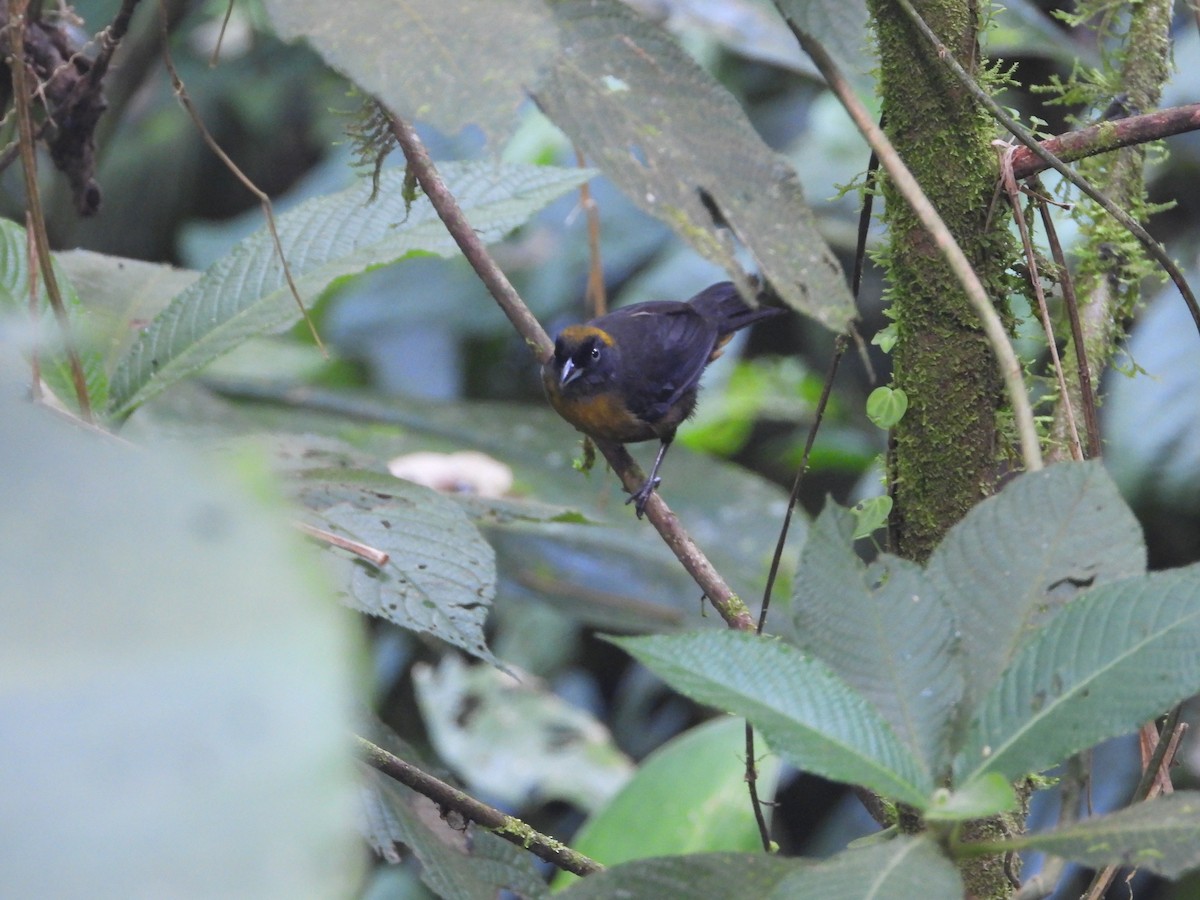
[{"left": 546, "top": 325, "right": 618, "bottom": 395}]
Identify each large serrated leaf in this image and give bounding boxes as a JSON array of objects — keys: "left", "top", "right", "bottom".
[
  {"left": 264, "top": 0, "right": 557, "bottom": 145},
  {"left": 792, "top": 504, "right": 962, "bottom": 777},
  {"left": 295, "top": 468, "right": 497, "bottom": 663},
  {"left": 0, "top": 220, "right": 108, "bottom": 413},
  {"left": 927, "top": 461, "right": 1146, "bottom": 715},
  {"left": 535, "top": 0, "right": 854, "bottom": 331},
  {"left": 955, "top": 563, "right": 1200, "bottom": 785},
  {"left": 109, "top": 162, "right": 592, "bottom": 417},
  {"left": 558, "top": 852, "right": 805, "bottom": 899},
  {"left": 612, "top": 631, "right": 933, "bottom": 807},
  {"left": 768, "top": 836, "right": 963, "bottom": 900},
  {"left": 990, "top": 792, "right": 1200, "bottom": 879},
  {"left": 361, "top": 768, "right": 548, "bottom": 900}
]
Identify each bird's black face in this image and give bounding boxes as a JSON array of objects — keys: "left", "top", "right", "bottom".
[{"left": 551, "top": 328, "right": 616, "bottom": 396}]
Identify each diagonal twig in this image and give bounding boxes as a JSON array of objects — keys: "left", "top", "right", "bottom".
[
  {"left": 386, "top": 110, "right": 756, "bottom": 632},
  {"left": 356, "top": 735, "right": 603, "bottom": 877}
]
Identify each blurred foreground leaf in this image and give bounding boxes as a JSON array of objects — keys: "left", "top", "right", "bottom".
[{"left": 0, "top": 388, "right": 362, "bottom": 897}]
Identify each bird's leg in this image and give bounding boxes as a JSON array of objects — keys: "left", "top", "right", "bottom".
[{"left": 627, "top": 438, "right": 672, "bottom": 518}]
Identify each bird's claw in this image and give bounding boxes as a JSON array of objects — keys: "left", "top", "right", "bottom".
[{"left": 626, "top": 476, "right": 662, "bottom": 519}]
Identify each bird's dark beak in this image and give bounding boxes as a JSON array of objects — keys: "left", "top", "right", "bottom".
[{"left": 560, "top": 358, "right": 582, "bottom": 387}]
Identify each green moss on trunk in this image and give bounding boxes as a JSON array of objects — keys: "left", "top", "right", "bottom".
[
  {"left": 869, "top": 0, "right": 1012, "bottom": 564},
  {"left": 868, "top": 2, "right": 1019, "bottom": 896}
]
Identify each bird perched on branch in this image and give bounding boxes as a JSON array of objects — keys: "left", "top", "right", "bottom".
[{"left": 543, "top": 281, "right": 784, "bottom": 517}]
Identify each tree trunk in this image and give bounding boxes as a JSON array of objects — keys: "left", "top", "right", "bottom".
[{"left": 869, "top": 1, "right": 1020, "bottom": 896}]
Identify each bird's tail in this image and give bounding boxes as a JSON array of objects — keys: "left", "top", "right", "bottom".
[{"left": 686, "top": 281, "right": 784, "bottom": 335}]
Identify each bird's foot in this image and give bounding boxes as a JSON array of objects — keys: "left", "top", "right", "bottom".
[{"left": 626, "top": 476, "right": 662, "bottom": 519}]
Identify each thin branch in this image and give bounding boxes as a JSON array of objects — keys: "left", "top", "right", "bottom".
[
  {"left": 387, "top": 110, "right": 756, "bottom": 632},
  {"left": 25, "top": 211, "right": 41, "bottom": 400},
  {"left": 892, "top": 0, "right": 1200, "bottom": 339},
  {"left": 1081, "top": 715, "right": 1188, "bottom": 900},
  {"left": 1033, "top": 177, "right": 1102, "bottom": 459},
  {"left": 757, "top": 335, "right": 848, "bottom": 638},
  {"left": 744, "top": 144, "right": 879, "bottom": 842},
  {"left": 744, "top": 332, "right": 849, "bottom": 844},
  {"left": 997, "top": 145, "right": 1082, "bottom": 461},
  {"left": 1011, "top": 103, "right": 1200, "bottom": 180},
  {"left": 1131, "top": 707, "right": 1184, "bottom": 802},
  {"left": 574, "top": 144, "right": 607, "bottom": 317},
  {"left": 744, "top": 722, "right": 771, "bottom": 851},
  {"left": 295, "top": 522, "right": 389, "bottom": 567},
  {"left": 9, "top": 0, "right": 94, "bottom": 421},
  {"left": 356, "top": 735, "right": 604, "bottom": 877},
  {"left": 155, "top": 0, "right": 327, "bottom": 357},
  {"left": 209, "top": 0, "right": 236, "bottom": 67},
  {"left": 83, "top": 0, "right": 142, "bottom": 90},
  {"left": 785, "top": 21, "right": 1044, "bottom": 472}
]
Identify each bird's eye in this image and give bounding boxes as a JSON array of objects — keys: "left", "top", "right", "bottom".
[{"left": 589, "top": 345, "right": 601, "bottom": 361}]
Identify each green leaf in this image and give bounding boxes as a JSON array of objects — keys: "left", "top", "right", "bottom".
[
  {"left": 988, "top": 792, "right": 1200, "bottom": 879},
  {"left": 362, "top": 769, "right": 548, "bottom": 900},
  {"left": 535, "top": 0, "right": 855, "bottom": 332},
  {"left": 927, "top": 461, "right": 1146, "bottom": 714},
  {"left": 792, "top": 505, "right": 962, "bottom": 777},
  {"left": 865, "top": 386, "right": 907, "bottom": 428},
  {"left": 294, "top": 467, "right": 498, "bottom": 663},
  {"left": 558, "top": 852, "right": 805, "bottom": 899},
  {"left": 924, "top": 774, "right": 1018, "bottom": 823},
  {"left": 264, "top": 0, "right": 557, "bottom": 146},
  {"left": 871, "top": 321, "right": 898, "bottom": 353},
  {"left": 850, "top": 495, "right": 892, "bottom": 538},
  {"left": 109, "top": 162, "right": 592, "bottom": 416},
  {"left": 555, "top": 717, "right": 781, "bottom": 888},
  {"left": 956, "top": 563, "right": 1200, "bottom": 785},
  {"left": 559, "top": 839, "right": 963, "bottom": 900},
  {"left": 769, "top": 836, "right": 963, "bottom": 900},
  {"left": 1, "top": 390, "right": 363, "bottom": 896},
  {"left": 612, "top": 631, "right": 933, "bottom": 807},
  {"left": 0, "top": 220, "right": 109, "bottom": 413}
]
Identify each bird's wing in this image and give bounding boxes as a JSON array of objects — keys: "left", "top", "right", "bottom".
[{"left": 606, "top": 303, "right": 719, "bottom": 423}]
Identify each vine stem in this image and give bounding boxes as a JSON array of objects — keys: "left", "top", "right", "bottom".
[
  {"left": 387, "top": 112, "right": 755, "bottom": 632},
  {"left": 785, "top": 20, "right": 1044, "bottom": 472},
  {"left": 8, "top": 0, "right": 95, "bottom": 421},
  {"left": 156, "top": 0, "right": 326, "bottom": 357}
]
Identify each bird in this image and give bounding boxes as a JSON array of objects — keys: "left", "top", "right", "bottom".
[{"left": 542, "top": 281, "right": 784, "bottom": 517}]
